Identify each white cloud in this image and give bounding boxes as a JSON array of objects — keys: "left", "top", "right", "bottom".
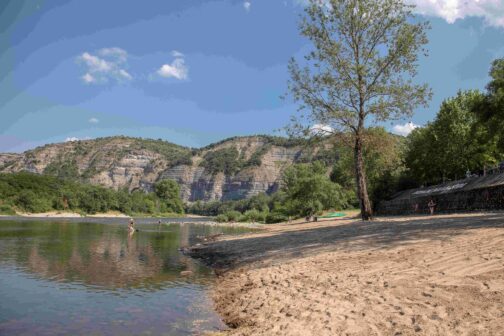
[
  {"left": 118, "top": 69, "right": 133, "bottom": 80},
  {"left": 392, "top": 122, "right": 419, "bottom": 136},
  {"left": 244, "top": 1, "right": 251, "bottom": 11},
  {"left": 77, "top": 47, "right": 132, "bottom": 84},
  {"left": 88, "top": 117, "right": 99, "bottom": 124},
  {"left": 409, "top": 0, "right": 504, "bottom": 27},
  {"left": 157, "top": 52, "right": 189, "bottom": 80},
  {"left": 65, "top": 136, "right": 91, "bottom": 142},
  {"left": 65, "top": 137, "right": 80, "bottom": 142},
  {"left": 98, "top": 47, "right": 128, "bottom": 63},
  {"left": 82, "top": 73, "right": 95, "bottom": 83},
  {"left": 171, "top": 50, "right": 184, "bottom": 58},
  {"left": 310, "top": 124, "right": 333, "bottom": 135}
]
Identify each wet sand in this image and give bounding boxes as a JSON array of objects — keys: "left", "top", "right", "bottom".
[{"left": 189, "top": 213, "right": 504, "bottom": 335}]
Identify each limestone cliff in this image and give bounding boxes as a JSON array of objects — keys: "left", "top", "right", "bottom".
[{"left": 0, "top": 136, "right": 322, "bottom": 202}]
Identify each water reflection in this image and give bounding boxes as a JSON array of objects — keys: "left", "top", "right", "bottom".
[{"left": 0, "top": 220, "right": 250, "bottom": 335}]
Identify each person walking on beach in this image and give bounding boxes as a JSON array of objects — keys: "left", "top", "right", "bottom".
[{"left": 428, "top": 199, "right": 436, "bottom": 215}]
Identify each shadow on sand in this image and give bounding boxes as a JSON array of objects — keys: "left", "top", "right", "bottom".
[{"left": 187, "top": 213, "right": 504, "bottom": 270}]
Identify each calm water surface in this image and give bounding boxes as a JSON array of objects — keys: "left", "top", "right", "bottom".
[{"left": 0, "top": 219, "right": 251, "bottom": 335}]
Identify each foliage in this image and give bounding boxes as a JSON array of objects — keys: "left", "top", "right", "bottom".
[
  {"left": 131, "top": 138, "right": 193, "bottom": 167},
  {"left": 200, "top": 147, "right": 243, "bottom": 175},
  {"left": 282, "top": 162, "right": 349, "bottom": 217},
  {"left": 286, "top": 0, "right": 431, "bottom": 219},
  {"left": 471, "top": 59, "right": 504, "bottom": 152},
  {"left": 44, "top": 158, "right": 80, "bottom": 180},
  {"left": 242, "top": 209, "right": 267, "bottom": 222},
  {"left": 224, "top": 210, "right": 242, "bottom": 222},
  {"left": 215, "top": 214, "right": 229, "bottom": 223},
  {"left": 404, "top": 90, "right": 499, "bottom": 184},
  {"left": 244, "top": 145, "right": 272, "bottom": 167},
  {"left": 0, "top": 172, "right": 184, "bottom": 216},
  {"left": 330, "top": 127, "right": 405, "bottom": 205},
  {"left": 265, "top": 212, "right": 289, "bottom": 224},
  {"left": 0, "top": 204, "right": 15, "bottom": 215},
  {"left": 154, "top": 179, "right": 185, "bottom": 214}
]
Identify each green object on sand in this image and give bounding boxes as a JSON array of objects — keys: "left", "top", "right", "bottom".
[{"left": 319, "top": 212, "right": 346, "bottom": 218}]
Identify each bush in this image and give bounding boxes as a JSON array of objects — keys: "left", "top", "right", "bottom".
[
  {"left": 215, "top": 214, "right": 229, "bottom": 222},
  {"left": 224, "top": 210, "right": 242, "bottom": 221},
  {"left": 265, "top": 212, "right": 288, "bottom": 224},
  {"left": 242, "top": 209, "right": 266, "bottom": 222},
  {"left": 0, "top": 204, "right": 15, "bottom": 215},
  {"left": 16, "top": 190, "right": 52, "bottom": 213}
]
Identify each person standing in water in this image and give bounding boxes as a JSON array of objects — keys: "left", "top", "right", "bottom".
[{"left": 128, "top": 218, "right": 136, "bottom": 234}]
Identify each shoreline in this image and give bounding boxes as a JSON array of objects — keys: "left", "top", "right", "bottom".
[
  {"left": 0, "top": 213, "right": 264, "bottom": 228},
  {"left": 188, "top": 213, "right": 504, "bottom": 335}
]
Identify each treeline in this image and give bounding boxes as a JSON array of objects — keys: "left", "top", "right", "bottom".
[
  {"left": 403, "top": 58, "right": 504, "bottom": 186},
  {"left": 0, "top": 172, "right": 184, "bottom": 216}
]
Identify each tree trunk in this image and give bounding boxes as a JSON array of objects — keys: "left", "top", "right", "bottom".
[{"left": 354, "top": 134, "right": 373, "bottom": 220}]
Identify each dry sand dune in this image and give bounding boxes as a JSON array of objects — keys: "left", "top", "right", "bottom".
[{"left": 189, "top": 213, "right": 504, "bottom": 335}]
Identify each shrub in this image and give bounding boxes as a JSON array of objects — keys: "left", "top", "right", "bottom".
[
  {"left": 215, "top": 214, "right": 229, "bottom": 222},
  {"left": 200, "top": 147, "right": 242, "bottom": 175},
  {"left": 0, "top": 204, "right": 15, "bottom": 215},
  {"left": 224, "top": 210, "right": 242, "bottom": 221},
  {"left": 243, "top": 209, "right": 266, "bottom": 222},
  {"left": 16, "top": 190, "right": 52, "bottom": 213},
  {"left": 265, "top": 212, "right": 288, "bottom": 224}
]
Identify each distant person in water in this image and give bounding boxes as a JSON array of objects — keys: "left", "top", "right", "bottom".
[
  {"left": 128, "top": 218, "right": 135, "bottom": 233},
  {"left": 428, "top": 199, "right": 436, "bottom": 215}
]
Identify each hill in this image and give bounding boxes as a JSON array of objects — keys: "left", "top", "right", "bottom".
[{"left": 0, "top": 135, "right": 330, "bottom": 202}]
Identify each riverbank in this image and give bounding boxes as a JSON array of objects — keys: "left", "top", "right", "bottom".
[
  {"left": 189, "top": 213, "right": 504, "bottom": 335},
  {"left": 0, "top": 213, "right": 264, "bottom": 229}
]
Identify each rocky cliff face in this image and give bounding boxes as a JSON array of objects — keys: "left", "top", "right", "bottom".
[{"left": 0, "top": 136, "right": 318, "bottom": 202}]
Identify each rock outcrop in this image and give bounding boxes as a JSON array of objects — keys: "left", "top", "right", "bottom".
[{"left": 0, "top": 136, "right": 319, "bottom": 202}]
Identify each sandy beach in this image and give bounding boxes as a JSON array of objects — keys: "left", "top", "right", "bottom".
[{"left": 189, "top": 213, "right": 504, "bottom": 335}]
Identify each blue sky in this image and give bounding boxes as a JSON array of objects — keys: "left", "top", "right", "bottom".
[{"left": 1, "top": 0, "right": 504, "bottom": 152}]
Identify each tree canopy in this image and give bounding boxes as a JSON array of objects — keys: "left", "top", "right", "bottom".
[{"left": 405, "top": 90, "right": 502, "bottom": 185}]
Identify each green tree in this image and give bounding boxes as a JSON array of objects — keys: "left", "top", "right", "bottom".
[
  {"left": 405, "top": 90, "right": 498, "bottom": 184},
  {"left": 331, "top": 127, "right": 404, "bottom": 203},
  {"left": 282, "top": 162, "right": 348, "bottom": 217},
  {"left": 16, "top": 190, "right": 52, "bottom": 213},
  {"left": 286, "top": 0, "right": 431, "bottom": 220},
  {"left": 154, "top": 179, "right": 184, "bottom": 214},
  {"left": 473, "top": 59, "right": 504, "bottom": 151}
]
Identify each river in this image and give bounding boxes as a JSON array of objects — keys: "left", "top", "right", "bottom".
[{"left": 0, "top": 218, "right": 251, "bottom": 335}]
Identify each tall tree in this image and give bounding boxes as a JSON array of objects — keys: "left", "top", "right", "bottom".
[
  {"left": 282, "top": 162, "right": 348, "bottom": 217},
  {"left": 473, "top": 59, "right": 504, "bottom": 150},
  {"left": 286, "top": 0, "right": 431, "bottom": 220},
  {"left": 154, "top": 179, "right": 184, "bottom": 214},
  {"left": 405, "top": 90, "right": 499, "bottom": 185}
]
